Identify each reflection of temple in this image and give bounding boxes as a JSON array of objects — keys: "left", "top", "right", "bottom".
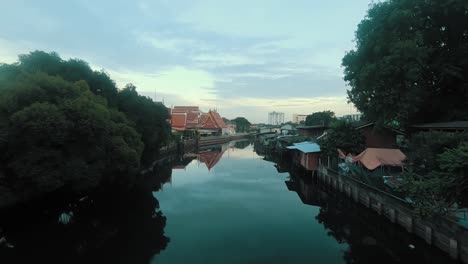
[
  {"left": 181, "top": 144, "right": 230, "bottom": 171},
  {"left": 196, "top": 144, "right": 228, "bottom": 170},
  {"left": 172, "top": 156, "right": 197, "bottom": 170}
]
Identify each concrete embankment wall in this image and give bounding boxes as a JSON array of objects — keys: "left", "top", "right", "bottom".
[
  {"left": 317, "top": 163, "right": 468, "bottom": 263},
  {"left": 199, "top": 134, "right": 250, "bottom": 147},
  {"left": 160, "top": 134, "right": 251, "bottom": 155}
]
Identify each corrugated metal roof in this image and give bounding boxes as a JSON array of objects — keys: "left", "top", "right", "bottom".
[
  {"left": 287, "top": 142, "right": 321, "bottom": 153},
  {"left": 412, "top": 121, "right": 468, "bottom": 129},
  {"left": 293, "top": 141, "right": 312, "bottom": 145},
  {"left": 296, "top": 125, "right": 327, "bottom": 130}
]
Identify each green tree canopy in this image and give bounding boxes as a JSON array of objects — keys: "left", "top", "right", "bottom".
[
  {"left": 318, "top": 121, "right": 365, "bottom": 158},
  {"left": 401, "top": 132, "right": 468, "bottom": 217},
  {"left": 342, "top": 0, "right": 468, "bottom": 128},
  {"left": 0, "top": 51, "right": 172, "bottom": 207},
  {"left": 0, "top": 73, "right": 143, "bottom": 198},
  {"left": 16, "top": 50, "right": 119, "bottom": 106},
  {"left": 232, "top": 117, "right": 251, "bottom": 133},
  {"left": 305, "top": 111, "right": 336, "bottom": 126},
  {"left": 117, "top": 84, "right": 171, "bottom": 159}
]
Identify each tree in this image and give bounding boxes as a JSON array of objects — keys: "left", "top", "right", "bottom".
[
  {"left": 17, "top": 51, "right": 119, "bottom": 106},
  {"left": 400, "top": 132, "right": 468, "bottom": 217},
  {"left": 0, "top": 73, "right": 144, "bottom": 200},
  {"left": 0, "top": 51, "right": 172, "bottom": 207},
  {"left": 117, "top": 84, "right": 171, "bottom": 160},
  {"left": 232, "top": 117, "right": 251, "bottom": 133},
  {"left": 342, "top": 0, "right": 468, "bottom": 128},
  {"left": 305, "top": 111, "right": 336, "bottom": 126},
  {"left": 318, "top": 121, "right": 365, "bottom": 158}
]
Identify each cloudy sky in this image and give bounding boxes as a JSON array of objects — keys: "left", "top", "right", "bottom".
[{"left": 0, "top": 0, "right": 371, "bottom": 123}]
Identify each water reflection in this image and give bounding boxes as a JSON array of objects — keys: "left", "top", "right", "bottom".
[
  {"left": 286, "top": 169, "right": 457, "bottom": 264},
  {"left": 1, "top": 142, "right": 455, "bottom": 264},
  {"left": 0, "top": 152, "right": 201, "bottom": 264},
  {"left": 233, "top": 139, "right": 251, "bottom": 149},
  {"left": 0, "top": 188, "right": 169, "bottom": 264},
  {"left": 183, "top": 140, "right": 253, "bottom": 171}
]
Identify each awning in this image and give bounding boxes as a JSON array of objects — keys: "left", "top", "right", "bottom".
[
  {"left": 353, "top": 148, "right": 406, "bottom": 170},
  {"left": 287, "top": 142, "right": 321, "bottom": 153}
]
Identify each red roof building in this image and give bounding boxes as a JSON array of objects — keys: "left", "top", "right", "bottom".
[
  {"left": 170, "top": 106, "right": 228, "bottom": 135},
  {"left": 199, "top": 111, "right": 228, "bottom": 129},
  {"left": 171, "top": 113, "right": 187, "bottom": 131},
  {"left": 170, "top": 106, "right": 201, "bottom": 131},
  {"left": 171, "top": 106, "right": 200, "bottom": 114}
]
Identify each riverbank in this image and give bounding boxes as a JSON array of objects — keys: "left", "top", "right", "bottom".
[
  {"left": 317, "top": 161, "right": 468, "bottom": 263},
  {"left": 256, "top": 134, "right": 468, "bottom": 263}
]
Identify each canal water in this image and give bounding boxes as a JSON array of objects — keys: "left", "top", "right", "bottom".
[
  {"left": 0, "top": 141, "right": 457, "bottom": 264},
  {"left": 151, "top": 141, "right": 454, "bottom": 264}
]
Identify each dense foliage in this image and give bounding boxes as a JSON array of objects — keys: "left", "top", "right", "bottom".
[
  {"left": 318, "top": 121, "right": 365, "bottom": 158},
  {"left": 305, "top": 111, "right": 336, "bottom": 126},
  {"left": 117, "top": 84, "right": 170, "bottom": 157},
  {"left": 0, "top": 51, "right": 171, "bottom": 207},
  {"left": 342, "top": 0, "right": 468, "bottom": 127},
  {"left": 401, "top": 132, "right": 468, "bottom": 217},
  {"left": 232, "top": 117, "right": 251, "bottom": 133}
]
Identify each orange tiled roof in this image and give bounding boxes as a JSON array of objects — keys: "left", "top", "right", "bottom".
[
  {"left": 210, "top": 111, "right": 228, "bottom": 128},
  {"left": 199, "top": 111, "right": 227, "bottom": 129},
  {"left": 171, "top": 113, "right": 186, "bottom": 129},
  {"left": 186, "top": 112, "right": 199, "bottom": 128},
  {"left": 172, "top": 106, "right": 200, "bottom": 113}
]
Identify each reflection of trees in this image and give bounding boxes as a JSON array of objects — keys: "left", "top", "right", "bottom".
[
  {"left": 234, "top": 140, "right": 251, "bottom": 149},
  {"left": 315, "top": 188, "right": 456, "bottom": 264},
  {"left": 0, "top": 186, "right": 169, "bottom": 264}
]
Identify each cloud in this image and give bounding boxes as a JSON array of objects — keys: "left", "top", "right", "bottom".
[
  {"left": 0, "top": 0, "right": 369, "bottom": 123},
  {"left": 225, "top": 72, "right": 291, "bottom": 80},
  {"left": 139, "top": 33, "right": 213, "bottom": 54},
  {"left": 107, "top": 66, "right": 217, "bottom": 104},
  {"left": 192, "top": 53, "right": 264, "bottom": 68}
]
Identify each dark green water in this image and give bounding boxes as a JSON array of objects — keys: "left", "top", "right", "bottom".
[
  {"left": 0, "top": 141, "right": 457, "bottom": 264},
  {"left": 151, "top": 142, "right": 454, "bottom": 264}
]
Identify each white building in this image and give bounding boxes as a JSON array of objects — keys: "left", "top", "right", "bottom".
[
  {"left": 292, "top": 114, "right": 308, "bottom": 124},
  {"left": 340, "top": 113, "right": 362, "bottom": 123},
  {"left": 268, "top": 111, "right": 285, "bottom": 125}
]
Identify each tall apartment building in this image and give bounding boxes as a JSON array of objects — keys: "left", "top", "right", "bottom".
[
  {"left": 268, "top": 111, "right": 285, "bottom": 125},
  {"left": 292, "top": 114, "right": 308, "bottom": 124},
  {"left": 340, "top": 113, "right": 362, "bottom": 123}
]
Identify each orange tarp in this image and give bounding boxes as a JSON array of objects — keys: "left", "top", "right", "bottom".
[{"left": 353, "top": 148, "right": 406, "bottom": 170}]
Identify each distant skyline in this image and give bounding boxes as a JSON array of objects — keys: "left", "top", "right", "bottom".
[{"left": 0, "top": 0, "right": 370, "bottom": 123}]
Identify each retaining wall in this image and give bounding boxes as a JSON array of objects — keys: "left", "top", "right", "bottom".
[{"left": 318, "top": 164, "right": 468, "bottom": 263}]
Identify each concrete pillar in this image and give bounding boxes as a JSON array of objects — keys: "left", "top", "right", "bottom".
[
  {"left": 424, "top": 226, "right": 432, "bottom": 245},
  {"left": 364, "top": 196, "right": 370, "bottom": 208},
  {"left": 376, "top": 202, "right": 383, "bottom": 215},
  {"left": 450, "top": 239, "right": 458, "bottom": 259},
  {"left": 388, "top": 208, "right": 396, "bottom": 223},
  {"left": 406, "top": 217, "right": 413, "bottom": 233},
  {"left": 353, "top": 188, "right": 359, "bottom": 202},
  {"left": 339, "top": 182, "right": 344, "bottom": 192}
]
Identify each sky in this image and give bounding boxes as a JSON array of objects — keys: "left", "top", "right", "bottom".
[{"left": 0, "top": 0, "right": 372, "bottom": 123}]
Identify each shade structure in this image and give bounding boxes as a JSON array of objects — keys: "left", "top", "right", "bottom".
[
  {"left": 353, "top": 148, "right": 406, "bottom": 170},
  {"left": 286, "top": 142, "right": 321, "bottom": 153}
]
